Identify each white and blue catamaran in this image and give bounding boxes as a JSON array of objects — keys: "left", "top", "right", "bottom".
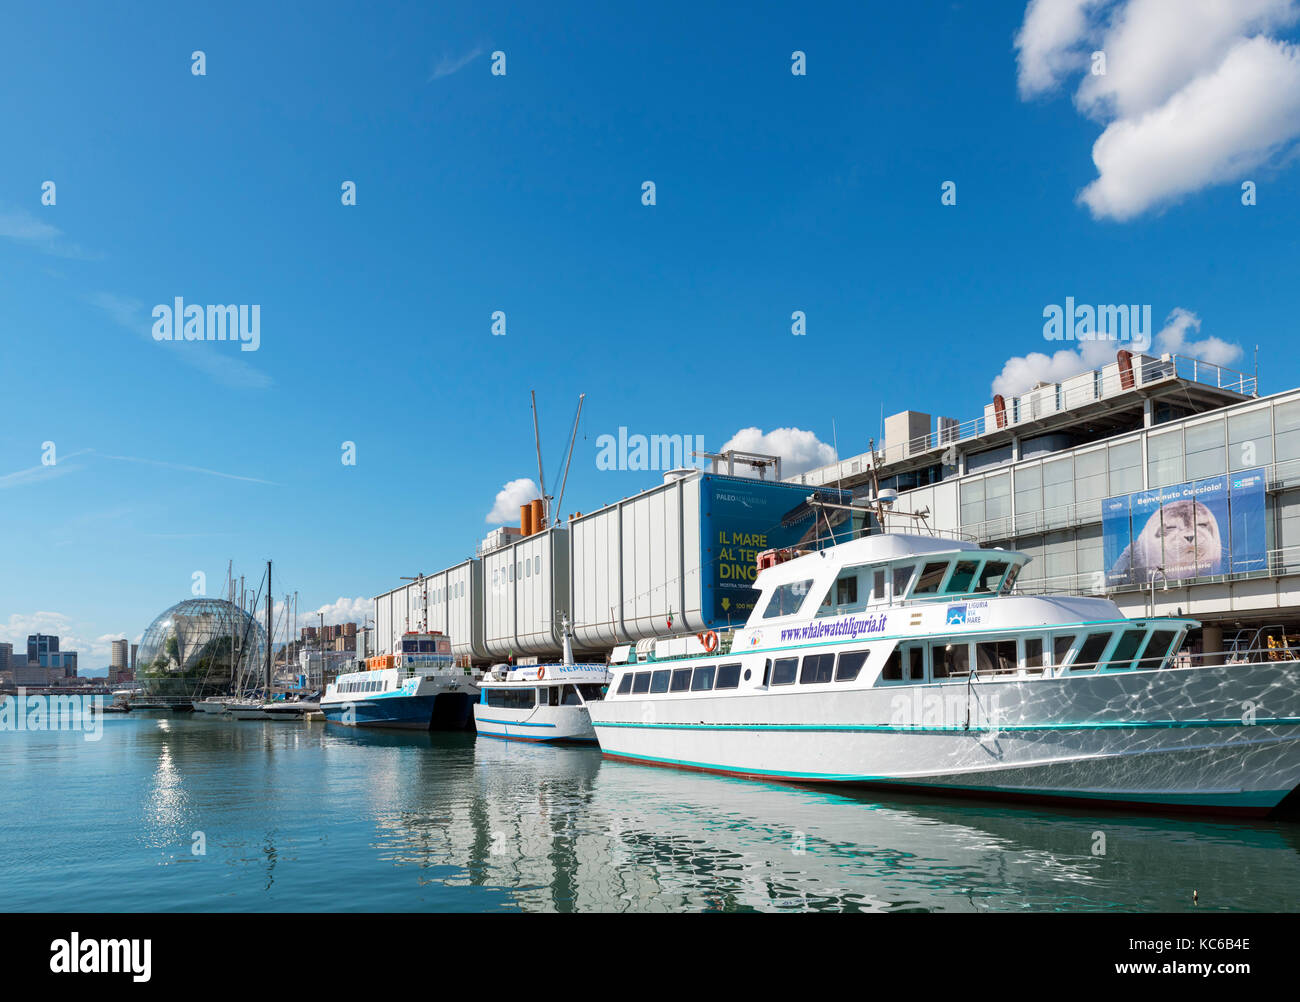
[
  {"left": 587, "top": 501, "right": 1300, "bottom": 817},
  {"left": 321, "top": 630, "right": 477, "bottom": 730}
]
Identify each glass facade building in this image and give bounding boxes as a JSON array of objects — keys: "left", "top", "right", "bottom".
[{"left": 135, "top": 598, "right": 268, "bottom": 701}]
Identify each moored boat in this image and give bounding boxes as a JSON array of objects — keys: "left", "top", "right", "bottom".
[
  {"left": 473, "top": 663, "right": 611, "bottom": 743},
  {"left": 586, "top": 521, "right": 1300, "bottom": 817},
  {"left": 320, "top": 631, "right": 476, "bottom": 729}
]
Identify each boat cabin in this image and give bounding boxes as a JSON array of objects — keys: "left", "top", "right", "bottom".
[{"left": 753, "top": 534, "right": 1027, "bottom": 625}]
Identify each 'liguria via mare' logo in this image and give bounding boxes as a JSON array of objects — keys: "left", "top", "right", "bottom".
[
  {"left": 152, "top": 298, "right": 260, "bottom": 351},
  {"left": 1043, "top": 298, "right": 1151, "bottom": 351}
]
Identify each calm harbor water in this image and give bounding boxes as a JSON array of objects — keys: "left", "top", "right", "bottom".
[{"left": 2, "top": 712, "right": 1298, "bottom": 912}]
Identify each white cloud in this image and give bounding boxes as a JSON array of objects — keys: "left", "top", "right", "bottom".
[
  {"left": 991, "top": 306, "right": 1244, "bottom": 397},
  {"left": 429, "top": 45, "right": 485, "bottom": 81},
  {"left": 991, "top": 339, "right": 1118, "bottom": 398},
  {"left": 290, "top": 596, "right": 373, "bottom": 628},
  {"left": 486, "top": 477, "right": 540, "bottom": 524},
  {"left": 89, "top": 293, "right": 273, "bottom": 391},
  {"left": 1074, "top": 0, "right": 1297, "bottom": 119},
  {"left": 719, "top": 427, "right": 836, "bottom": 477},
  {"left": 1014, "top": 0, "right": 1300, "bottom": 219},
  {"left": 0, "top": 612, "right": 118, "bottom": 668},
  {"left": 1015, "top": 0, "right": 1104, "bottom": 98},
  {"left": 0, "top": 208, "right": 97, "bottom": 259},
  {"left": 1080, "top": 36, "right": 1300, "bottom": 219},
  {"left": 1152, "top": 307, "right": 1243, "bottom": 366}
]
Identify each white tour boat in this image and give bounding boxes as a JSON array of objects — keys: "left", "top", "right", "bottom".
[
  {"left": 474, "top": 663, "right": 611, "bottom": 743},
  {"left": 321, "top": 631, "right": 477, "bottom": 730},
  {"left": 586, "top": 523, "right": 1300, "bottom": 817}
]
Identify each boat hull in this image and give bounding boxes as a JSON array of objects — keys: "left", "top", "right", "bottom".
[
  {"left": 589, "top": 663, "right": 1300, "bottom": 816},
  {"left": 472, "top": 704, "right": 597, "bottom": 744},
  {"left": 321, "top": 694, "right": 444, "bottom": 729}
]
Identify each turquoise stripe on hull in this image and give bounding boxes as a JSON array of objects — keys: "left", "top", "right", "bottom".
[
  {"left": 477, "top": 729, "right": 595, "bottom": 744},
  {"left": 592, "top": 716, "right": 1300, "bottom": 734},
  {"left": 600, "top": 749, "right": 1291, "bottom": 813}
]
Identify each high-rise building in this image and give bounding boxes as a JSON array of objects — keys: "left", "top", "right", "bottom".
[
  {"left": 111, "top": 639, "right": 129, "bottom": 671},
  {"left": 26, "top": 634, "right": 78, "bottom": 677},
  {"left": 0, "top": 642, "right": 11, "bottom": 674},
  {"left": 130, "top": 643, "right": 138, "bottom": 670},
  {"left": 28, "top": 634, "right": 58, "bottom": 664}
]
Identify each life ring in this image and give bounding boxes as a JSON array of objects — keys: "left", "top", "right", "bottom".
[
  {"left": 536, "top": 666, "right": 545, "bottom": 680},
  {"left": 698, "top": 631, "right": 719, "bottom": 653}
]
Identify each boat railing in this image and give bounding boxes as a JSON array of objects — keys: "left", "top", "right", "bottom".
[{"left": 921, "top": 640, "right": 1297, "bottom": 681}]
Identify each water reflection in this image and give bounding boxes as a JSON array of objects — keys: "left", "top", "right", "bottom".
[
  {"left": 336, "top": 733, "right": 1300, "bottom": 912},
  {"left": 9, "top": 716, "right": 1298, "bottom": 912}
]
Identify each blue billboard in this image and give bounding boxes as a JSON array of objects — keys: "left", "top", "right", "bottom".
[
  {"left": 1103, "top": 467, "right": 1266, "bottom": 587},
  {"left": 700, "top": 476, "right": 852, "bottom": 626}
]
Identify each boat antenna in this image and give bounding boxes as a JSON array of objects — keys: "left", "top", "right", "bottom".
[
  {"left": 531, "top": 390, "right": 548, "bottom": 528},
  {"left": 400, "top": 574, "right": 428, "bottom": 633},
  {"left": 867, "top": 438, "right": 885, "bottom": 532},
  {"left": 553, "top": 392, "right": 585, "bottom": 523}
]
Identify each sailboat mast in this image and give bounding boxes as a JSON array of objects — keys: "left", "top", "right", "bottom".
[{"left": 265, "top": 560, "right": 272, "bottom": 694}]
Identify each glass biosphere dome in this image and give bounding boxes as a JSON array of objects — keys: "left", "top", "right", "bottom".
[{"left": 136, "top": 598, "right": 268, "bottom": 700}]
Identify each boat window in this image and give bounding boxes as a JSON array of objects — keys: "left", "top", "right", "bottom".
[
  {"left": 535, "top": 556, "right": 541, "bottom": 575},
  {"left": 836, "top": 650, "right": 868, "bottom": 681},
  {"left": 771, "top": 658, "right": 798, "bottom": 685},
  {"left": 873, "top": 569, "right": 886, "bottom": 600},
  {"left": 1024, "top": 637, "right": 1044, "bottom": 671},
  {"left": 818, "top": 569, "right": 867, "bottom": 617},
  {"left": 881, "top": 648, "right": 903, "bottom": 681},
  {"left": 976, "top": 640, "right": 1017, "bottom": 674},
  {"left": 485, "top": 688, "right": 535, "bottom": 709},
  {"left": 577, "top": 683, "right": 606, "bottom": 702},
  {"left": 908, "top": 647, "right": 925, "bottom": 680},
  {"left": 650, "top": 670, "right": 671, "bottom": 693},
  {"left": 1105, "top": 630, "right": 1147, "bottom": 670},
  {"left": 976, "top": 561, "right": 1009, "bottom": 593},
  {"left": 1052, "top": 635, "right": 1076, "bottom": 666},
  {"left": 617, "top": 673, "right": 633, "bottom": 694},
  {"left": 561, "top": 685, "right": 582, "bottom": 705},
  {"left": 691, "top": 665, "right": 716, "bottom": 690},
  {"left": 946, "top": 561, "right": 979, "bottom": 594},
  {"left": 913, "top": 562, "right": 950, "bottom": 595},
  {"left": 800, "top": 653, "right": 835, "bottom": 684},
  {"left": 932, "top": 642, "right": 970, "bottom": 678},
  {"left": 715, "top": 663, "right": 742, "bottom": 689},
  {"left": 670, "top": 668, "right": 692, "bottom": 692},
  {"left": 1001, "top": 564, "right": 1021, "bottom": 594},
  {"left": 763, "top": 580, "right": 814, "bottom": 619},
  {"left": 893, "top": 565, "right": 915, "bottom": 598},
  {"left": 632, "top": 672, "right": 652, "bottom": 694},
  {"left": 1137, "top": 630, "right": 1177, "bottom": 670},
  {"left": 1073, "top": 632, "right": 1113, "bottom": 671}
]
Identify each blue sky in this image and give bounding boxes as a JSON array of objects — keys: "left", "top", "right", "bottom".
[{"left": 3, "top": 0, "right": 1299, "bottom": 666}]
